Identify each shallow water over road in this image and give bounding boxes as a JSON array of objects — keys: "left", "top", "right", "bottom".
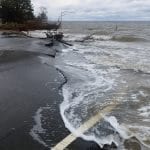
[{"left": 55, "top": 22, "right": 150, "bottom": 149}]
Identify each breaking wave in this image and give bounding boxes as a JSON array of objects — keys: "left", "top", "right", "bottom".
[
  {"left": 111, "top": 35, "right": 146, "bottom": 42},
  {"left": 64, "top": 33, "right": 147, "bottom": 43}
]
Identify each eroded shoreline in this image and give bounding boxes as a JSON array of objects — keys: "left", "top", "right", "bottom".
[{"left": 0, "top": 33, "right": 148, "bottom": 150}]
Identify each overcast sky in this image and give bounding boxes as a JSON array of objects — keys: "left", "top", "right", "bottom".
[{"left": 32, "top": 0, "right": 150, "bottom": 21}]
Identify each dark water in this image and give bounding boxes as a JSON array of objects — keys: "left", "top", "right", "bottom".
[{"left": 54, "top": 22, "right": 150, "bottom": 149}]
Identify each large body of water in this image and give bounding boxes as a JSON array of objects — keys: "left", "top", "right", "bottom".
[{"left": 55, "top": 21, "right": 150, "bottom": 149}]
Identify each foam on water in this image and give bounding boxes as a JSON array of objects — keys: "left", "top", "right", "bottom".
[
  {"left": 30, "top": 106, "right": 51, "bottom": 148},
  {"left": 105, "top": 116, "right": 129, "bottom": 139},
  {"left": 28, "top": 22, "right": 150, "bottom": 149},
  {"left": 64, "top": 33, "right": 113, "bottom": 42},
  {"left": 138, "top": 105, "right": 150, "bottom": 118},
  {"left": 55, "top": 27, "right": 150, "bottom": 148},
  {"left": 63, "top": 33, "right": 87, "bottom": 42},
  {"left": 27, "top": 30, "right": 47, "bottom": 38},
  {"left": 84, "top": 42, "right": 150, "bottom": 74},
  {"left": 56, "top": 48, "right": 125, "bottom": 147}
]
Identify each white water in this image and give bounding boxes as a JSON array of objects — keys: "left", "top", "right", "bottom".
[
  {"left": 55, "top": 22, "right": 150, "bottom": 149},
  {"left": 30, "top": 107, "right": 50, "bottom": 147}
]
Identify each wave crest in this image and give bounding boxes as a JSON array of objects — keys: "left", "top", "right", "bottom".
[{"left": 111, "top": 35, "right": 146, "bottom": 42}]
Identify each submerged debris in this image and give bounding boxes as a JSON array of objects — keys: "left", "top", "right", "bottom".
[{"left": 45, "top": 31, "right": 73, "bottom": 47}]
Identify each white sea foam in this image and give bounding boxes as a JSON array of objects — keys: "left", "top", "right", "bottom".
[
  {"left": 138, "top": 105, "right": 150, "bottom": 118},
  {"left": 25, "top": 22, "right": 150, "bottom": 149},
  {"left": 30, "top": 107, "right": 51, "bottom": 147},
  {"left": 63, "top": 33, "right": 87, "bottom": 42},
  {"left": 64, "top": 33, "right": 113, "bottom": 43},
  {"left": 28, "top": 30, "right": 47, "bottom": 38},
  {"left": 139, "top": 90, "right": 148, "bottom": 97},
  {"left": 50, "top": 22, "right": 150, "bottom": 149},
  {"left": 126, "top": 124, "right": 150, "bottom": 149},
  {"left": 56, "top": 45, "right": 125, "bottom": 147},
  {"left": 60, "top": 96, "right": 121, "bottom": 147},
  {"left": 105, "top": 116, "right": 129, "bottom": 139},
  {"left": 92, "top": 35, "right": 112, "bottom": 41}
]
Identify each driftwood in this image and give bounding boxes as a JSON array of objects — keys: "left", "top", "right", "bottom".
[
  {"left": 45, "top": 31, "right": 72, "bottom": 47},
  {"left": 58, "top": 40, "right": 73, "bottom": 46}
]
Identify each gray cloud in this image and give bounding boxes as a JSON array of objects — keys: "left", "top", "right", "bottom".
[{"left": 31, "top": 0, "right": 150, "bottom": 21}]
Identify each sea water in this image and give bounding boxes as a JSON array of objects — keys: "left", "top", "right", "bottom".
[
  {"left": 29, "top": 22, "right": 150, "bottom": 149},
  {"left": 55, "top": 21, "right": 150, "bottom": 149}
]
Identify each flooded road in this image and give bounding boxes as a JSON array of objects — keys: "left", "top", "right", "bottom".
[
  {"left": 55, "top": 22, "right": 150, "bottom": 149},
  {"left": 0, "top": 24, "right": 150, "bottom": 150}
]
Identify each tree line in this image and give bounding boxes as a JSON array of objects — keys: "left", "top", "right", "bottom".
[{"left": 0, "top": 0, "right": 48, "bottom": 24}]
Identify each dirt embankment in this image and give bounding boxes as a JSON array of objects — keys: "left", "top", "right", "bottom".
[{"left": 0, "top": 20, "right": 59, "bottom": 31}]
